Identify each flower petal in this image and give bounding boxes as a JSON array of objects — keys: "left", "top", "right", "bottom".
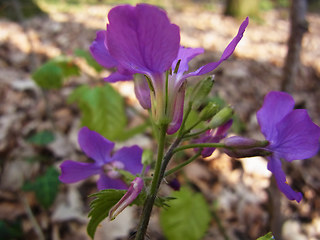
[
  {"left": 78, "top": 127, "right": 114, "bottom": 165},
  {"left": 134, "top": 76, "right": 151, "bottom": 109},
  {"left": 257, "top": 91, "right": 295, "bottom": 142},
  {"left": 104, "top": 70, "right": 133, "bottom": 83},
  {"left": 97, "top": 173, "right": 127, "bottom": 190},
  {"left": 267, "top": 156, "right": 303, "bottom": 202},
  {"left": 215, "top": 119, "right": 233, "bottom": 136},
  {"left": 173, "top": 46, "right": 204, "bottom": 77},
  {"left": 182, "top": 17, "right": 249, "bottom": 79},
  {"left": 89, "top": 30, "right": 118, "bottom": 69},
  {"left": 59, "top": 160, "right": 100, "bottom": 183},
  {"left": 272, "top": 109, "right": 320, "bottom": 161},
  {"left": 106, "top": 4, "right": 180, "bottom": 75},
  {"left": 111, "top": 146, "right": 143, "bottom": 175}
]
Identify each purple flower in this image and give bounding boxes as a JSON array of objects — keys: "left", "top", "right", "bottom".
[
  {"left": 90, "top": 3, "right": 249, "bottom": 134},
  {"left": 195, "top": 120, "right": 233, "bottom": 157},
  {"left": 257, "top": 91, "right": 320, "bottom": 202},
  {"left": 59, "top": 127, "right": 143, "bottom": 190}
]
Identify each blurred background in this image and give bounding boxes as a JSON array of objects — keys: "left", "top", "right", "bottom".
[{"left": 0, "top": 0, "right": 320, "bottom": 239}]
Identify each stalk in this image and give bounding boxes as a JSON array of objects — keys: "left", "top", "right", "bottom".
[{"left": 135, "top": 124, "right": 167, "bottom": 240}]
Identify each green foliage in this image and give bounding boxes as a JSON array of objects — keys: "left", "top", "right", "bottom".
[
  {"left": 0, "top": 220, "right": 23, "bottom": 240},
  {"left": 225, "top": 0, "right": 260, "bottom": 19},
  {"left": 87, "top": 189, "right": 126, "bottom": 239},
  {"left": 134, "top": 191, "right": 175, "bottom": 208},
  {"left": 52, "top": 56, "right": 80, "bottom": 78},
  {"left": 160, "top": 187, "right": 211, "bottom": 240},
  {"left": 257, "top": 232, "right": 274, "bottom": 240},
  {"left": 32, "top": 57, "right": 80, "bottom": 89},
  {"left": 32, "top": 62, "right": 64, "bottom": 89},
  {"left": 87, "top": 188, "right": 175, "bottom": 239},
  {"left": 26, "top": 130, "right": 55, "bottom": 146},
  {"left": 22, "top": 167, "right": 60, "bottom": 209},
  {"left": 74, "top": 49, "right": 103, "bottom": 72},
  {"left": 260, "top": 0, "right": 274, "bottom": 11},
  {"left": 68, "top": 84, "right": 147, "bottom": 141}
]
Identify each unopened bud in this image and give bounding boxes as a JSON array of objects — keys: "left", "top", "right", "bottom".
[
  {"left": 224, "top": 148, "right": 271, "bottom": 158},
  {"left": 209, "top": 106, "right": 233, "bottom": 129},
  {"left": 168, "top": 178, "right": 181, "bottom": 191},
  {"left": 190, "top": 76, "right": 214, "bottom": 110},
  {"left": 224, "top": 136, "right": 264, "bottom": 148},
  {"left": 199, "top": 102, "right": 219, "bottom": 121}
]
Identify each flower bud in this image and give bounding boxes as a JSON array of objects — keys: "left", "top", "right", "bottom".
[
  {"left": 199, "top": 102, "right": 219, "bottom": 121},
  {"left": 209, "top": 106, "right": 233, "bottom": 129},
  {"left": 224, "top": 148, "right": 271, "bottom": 158},
  {"left": 189, "top": 76, "right": 214, "bottom": 110},
  {"left": 109, "top": 177, "right": 143, "bottom": 220},
  {"left": 168, "top": 178, "right": 180, "bottom": 191},
  {"left": 224, "top": 136, "right": 266, "bottom": 148}
]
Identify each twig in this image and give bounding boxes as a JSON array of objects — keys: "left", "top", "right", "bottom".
[{"left": 21, "top": 193, "right": 45, "bottom": 240}]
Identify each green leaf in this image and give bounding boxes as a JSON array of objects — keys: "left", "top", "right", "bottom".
[
  {"left": 74, "top": 49, "right": 103, "bottom": 72},
  {"left": 32, "top": 62, "right": 64, "bottom": 89},
  {"left": 132, "top": 191, "right": 174, "bottom": 208},
  {"left": 160, "top": 187, "right": 211, "bottom": 240},
  {"left": 22, "top": 167, "right": 60, "bottom": 209},
  {"left": 0, "top": 220, "right": 23, "bottom": 239},
  {"left": 87, "top": 189, "right": 126, "bottom": 239},
  {"left": 50, "top": 56, "right": 80, "bottom": 78},
  {"left": 32, "top": 56, "right": 80, "bottom": 89},
  {"left": 26, "top": 130, "right": 55, "bottom": 146},
  {"left": 68, "top": 84, "right": 145, "bottom": 141},
  {"left": 86, "top": 188, "right": 175, "bottom": 239},
  {"left": 257, "top": 232, "right": 274, "bottom": 240}
]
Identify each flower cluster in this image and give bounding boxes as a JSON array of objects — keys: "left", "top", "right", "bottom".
[
  {"left": 90, "top": 3, "right": 248, "bottom": 134},
  {"left": 58, "top": 6, "right": 320, "bottom": 232}
]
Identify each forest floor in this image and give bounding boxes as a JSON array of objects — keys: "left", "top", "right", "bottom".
[{"left": 0, "top": 2, "right": 320, "bottom": 240}]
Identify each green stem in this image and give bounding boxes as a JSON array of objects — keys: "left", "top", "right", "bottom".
[
  {"left": 183, "top": 127, "right": 210, "bottom": 139},
  {"left": 178, "top": 102, "right": 192, "bottom": 138},
  {"left": 173, "top": 143, "right": 226, "bottom": 154},
  {"left": 183, "top": 119, "right": 202, "bottom": 134},
  {"left": 135, "top": 124, "right": 167, "bottom": 240},
  {"left": 164, "top": 152, "right": 201, "bottom": 177}
]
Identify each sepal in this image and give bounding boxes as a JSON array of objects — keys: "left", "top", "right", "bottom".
[
  {"left": 209, "top": 106, "right": 234, "bottom": 129},
  {"left": 189, "top": 76, "right": 214, "bottom": 110}
]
